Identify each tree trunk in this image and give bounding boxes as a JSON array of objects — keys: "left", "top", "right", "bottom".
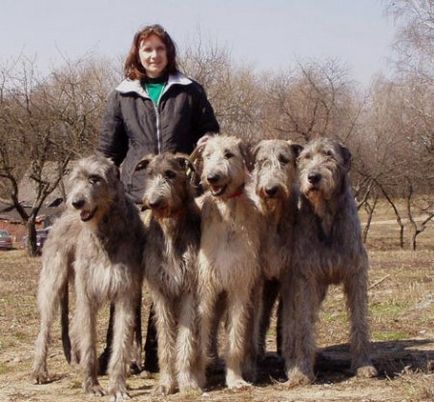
[
  {"left": 378, "top": 184, "right": 405, "bottom": 249},
  {"left": 404, "top": 181, "right": 418, "bottom": 251},
  {"left": 26, "top": 216, "right": 38, "bottom": 257},
  {"left": 411, "top": 230, "right": 419, "bottom": 251},
  {"left": 362, "top": 195, "right": 378, "bottom": 243}
]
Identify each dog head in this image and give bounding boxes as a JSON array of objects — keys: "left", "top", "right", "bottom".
[
  {"left": 66, "top": 155, "right": 121, "bottom": 224},
  {"left": 192, "top": 135, "right": 251, "bottom": 198},
  {"left": 252, "top": 139, "right": 302, "bottom": 208},
  {"left": 297, "top": 137, "right": 351, "bottom": 203},
  {"left": 135, "top": 152, "right": 194, "bottom": 218}
]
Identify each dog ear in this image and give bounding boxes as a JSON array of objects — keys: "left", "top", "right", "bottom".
[
  {"left": 113, "top": 165, "right": 120, "bottom": 180},
  {"left": 190, "top": 143, "right": 205, "bottom": 163},
  {"left": 251, "top": 141, "right": 262, "bottom": 165},
  {"left": 288, "top": 141, "right": 303, "bottom": 161},
  {"left": 238, "top": 142, "right": 254, "bottom": 172},
  {"left": 174, "top": 153, "right": 195, "bottom": 174},
  {"left": 287, "top": 140, "right": 303, "bottom": 165},
  {"left": 339, "top": 144, "right": 352, "bottom": 171},
  {"left": 135, "top": 155, "right": 152, "bottom": 172},
  {"left": 181, "top": 150, "right": 202, "bottom": 195},
  {"left": 103, "top": 165, "right": 121, "bottom": 186},
  {"left": 190, "top": 143, "right": 205, "bottom": 177}
]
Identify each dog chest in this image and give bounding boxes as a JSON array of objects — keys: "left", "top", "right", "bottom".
[
  {"left": 144, "top": 231, "right": 196, "bottom": 298},
  {"left": 200, "top": 220, "right": 260, "bottom": 287},
  {"left": 79, "top": 259, "right": 135, "bottom": 301}
]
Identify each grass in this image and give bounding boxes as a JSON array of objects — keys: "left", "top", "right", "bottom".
[
  {"left": 372, "top": 330, "right": 413, "bottom": 342},
  {"left": 361, "top": 199, "right": 434, "bottom": 252},
  {"left": 370, "top": 300, "right": 410, "bottom": 319},
  {"left": 0, "top": 205, "right": 433, "bottom": 401},
  {"left": 0, "top": 362, "right": 13, "bottom": 376}
]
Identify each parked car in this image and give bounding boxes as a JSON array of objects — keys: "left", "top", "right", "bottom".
[
  {"left": 36, "top": 228, "right": 50, "bottom": 250},
  {"left": 22, "top": 227, "right": 51, "bottom": 254},
  {"left": 0, "top": 230, "right": 13, "bottom": 250}
]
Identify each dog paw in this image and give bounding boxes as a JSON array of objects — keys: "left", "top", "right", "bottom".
[
  {"left": 109, "top": 389, "right": 131, "bottom": 402},
  {"left": 152, "top": 383, "right": 177, "bottom": 396},
  {"left": 356, "top": 364, "right": 378, "bottom": 378},
  {"left": 227, "top": 378, "right": 252, "bottom": 389},
  {"left": 139, "top": 369, "right": 153, "bottom": 379},
  {"left": 33, "top": 369, "right": 49, "bottom": 384},
  {"left": 285, "top": 369, "right": 313, "bottom": 388},
  {"left": 242, "top": 366, "right": 258, "bottom": 384},
  {"left": 85, "top": 382, "right": 106, "bottom": 396},
  {"left": 129, "top": 361, "right": 142, "bottom": 375},
  {"left": 178, "top": 377, "right": 202, "bottom": 393}
]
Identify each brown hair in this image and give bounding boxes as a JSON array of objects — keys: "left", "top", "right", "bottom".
[{"left": 124, "top": 24, "right": 178, "bottom": 80}]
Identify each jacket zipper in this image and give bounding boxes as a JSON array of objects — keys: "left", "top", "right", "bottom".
[
  {"left": 154, "top": 102, "right": 161, "bottom": 154},
  {"left": 154, "top": 84, "right": 167, "bottom": 154},
  {"left": 125, "top": 76, "right": 190, "bottom": 194},
  {"left": 147, "top": 77, "right": 187, "bottom": 155}
]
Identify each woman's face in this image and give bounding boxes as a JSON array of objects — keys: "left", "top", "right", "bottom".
[{"left": 139, "top": 34, "right": 168, "bottom": 78}]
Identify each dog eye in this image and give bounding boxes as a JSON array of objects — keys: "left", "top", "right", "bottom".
[
  {"left": 278, "top": 155, "right": 289, "bottom": 165},
  {"left": 325, "top": 150, "right": 335, "bottom": 158},
  {"left": 88, "top": 175, "right": 101, "bottom": 184},
  {"left": 164, "top": 170, "right": 176, "bottom": 179},
  {"left": 224, "top": 151, "right": 234, "bottom": 159}
]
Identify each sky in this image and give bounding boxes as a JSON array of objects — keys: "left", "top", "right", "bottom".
[{"left": 0, "top": 0, "right": 397, "bottom": 86}]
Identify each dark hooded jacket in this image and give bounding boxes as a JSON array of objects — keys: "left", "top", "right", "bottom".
[{"left": 98, "top": 72, "right": 219, "bottom": 201}]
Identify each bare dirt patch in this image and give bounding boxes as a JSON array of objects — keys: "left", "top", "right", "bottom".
[{"left": 1, "top": 219, "right": 433, "bottom": 401}]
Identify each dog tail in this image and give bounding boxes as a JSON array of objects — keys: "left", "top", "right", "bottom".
[{"left": 60, "top": 281, "right": 72, "bottom": 364}]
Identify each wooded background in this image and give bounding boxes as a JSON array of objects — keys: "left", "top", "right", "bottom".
[{"left": 1, "top": 0, "right": 433, "bottom": 254}]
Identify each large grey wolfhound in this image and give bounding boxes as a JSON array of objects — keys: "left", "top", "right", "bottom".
[
  {"left": 32, "top": 155, "right": 145, "bottom": 401},
  {"left": 280, "top": 137, "right": 377, "bottom": 386},
  {"left": 194, "top": 135, "right": 262, "bottom": 389},
  {"left": 250, "top": 139, "right": 301, "bottom": 359},
  {"left": 134, "top": 152, "right": 203, "bottom": 395}
]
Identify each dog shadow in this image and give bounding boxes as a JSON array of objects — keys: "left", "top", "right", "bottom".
[
  {"left": 315, "top": 339, "right": 434, "bottom": 384},
  {"left": 32, "top": 373, "right": 68, "bottom": 385},
  {"left": 206, "top": 339, "right": 434, "bottom": 389}
]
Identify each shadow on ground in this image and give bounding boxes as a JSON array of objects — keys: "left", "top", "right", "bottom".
[{"left": 205, "top": 339, "right": 434, "bottom": 390}]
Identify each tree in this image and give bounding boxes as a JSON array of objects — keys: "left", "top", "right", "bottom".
[
  {"left": 355, "top": 73, "right": 434, "bottom": 248},
  {"left": 384, "top": 0, "right": 434, "bottom": 81},
  {"left": 260, "top": 60, "right": 361, "bottom": 144},
  {"left": 0, "top": 55, "right": 113, "bottom": 255},
  {"left": 180, "top": 39, "right": 261, "bottom": 141}
]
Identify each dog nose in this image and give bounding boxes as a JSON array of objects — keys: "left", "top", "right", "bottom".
[
  {"left": 265, "top": 186, "right": 279, "bottom": 197},
  {"left": 72, "top": 199, "right": 85, "bottom": 209},
  {"left": 308, "top": 173, "right": 321, "bottom": 184},
  {"left": 207, "top": 173, "right": 220, "bottom": 184},
  {"left": 148, "top": 198, "right": 164, "bottom": 209}
]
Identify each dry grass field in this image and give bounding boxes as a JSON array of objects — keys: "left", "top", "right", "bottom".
[{"left": 0, "top": 204, "right": 433, "bottom": 401}]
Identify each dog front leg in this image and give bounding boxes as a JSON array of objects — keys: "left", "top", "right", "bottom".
[
  {"left": 176, "top": 293, "right": 203, "bottom": 392},
  {"left": 225, "top": 291, "right": 253, "bottom": 389},
  {"left": 153, "top": 295, "right": 177, "bottom": 395},
  {"left": 108, "top": 296, "right": 135, "bottom": 401},
  {"left": 344, "top": 266, "right": 377, "bottom": 378},
  {"left": 75, "top": 295, "right": 104, "bottom": 396}
]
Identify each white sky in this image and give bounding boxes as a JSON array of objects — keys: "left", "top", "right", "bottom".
[{"left": 0, "top": 0, "right": 396, "bottom": 86}]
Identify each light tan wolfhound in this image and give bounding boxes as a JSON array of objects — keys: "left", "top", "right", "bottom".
[
  {"left": 134, "top": 153, "right": 203, "bottom": 395},
  {"left": 32, "top": 155, "right": 145, "bottom": 402},
  {"left": 280, "top": 137, "right": 377, "bottom": 386},
  {"left": 250, "top": 139, "right": 301, "bottom": 359},
  {"left": 194, "top": 135, "right": 262, "bottom": 389}
]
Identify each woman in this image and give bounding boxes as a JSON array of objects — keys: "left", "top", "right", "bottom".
[
  {"left": 97, "top": 24, "right": 219, "bottom": 374},
  {"left": 98, "top": 23, "right": 219, "bottom": 202}
]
